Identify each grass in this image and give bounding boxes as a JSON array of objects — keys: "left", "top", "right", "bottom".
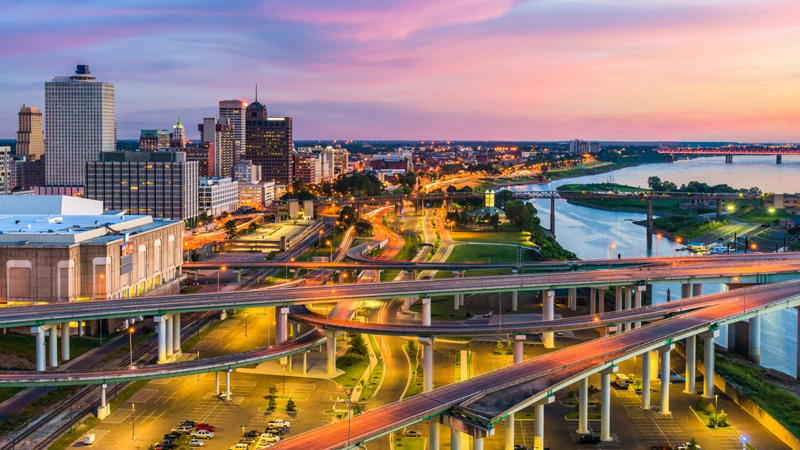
[
  {"left": 359, "top": 362, "right": 384, "bottom": 402},
  {"left": 47, "top": 416, "right": 100, "bottom": 450},
  {"left": 450, "top": 230, "right": 532, "bottom": 246},
  {"left": 295, "top": 231, "right": 344, "bottom": 262},
  {"left": 333, "top": 339, "right": 370, "bottom": 388},
  {"left": 393, "top": 436, "right": 426, "bottom": 450},
  {"left": 0, "top": 333, "right": 108, "bottom": 362},
  {"left": 733, "top": 206, "right": 789, "bottom": 224},
  {"left": 409, "top": 296, "right": 471, "bottom": 321},
  {"left": 652, "top": 216, "right": 729, "bottom": 239},
  {"left": 402, "top": 343, "right": 424, "bottom": 399},
  {"left": 447, "top": 244, "right": 538, "bottom": 264}
]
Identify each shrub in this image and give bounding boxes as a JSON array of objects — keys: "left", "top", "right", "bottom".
[
  {"left": 286, "top": 398, "right": 297, "bottom": 412},
  {"left": 705, "top": 403, "right": 716, "bottom": 415},
  {"left": 693, "top": 397, "right": 706, "bottom": 411}
]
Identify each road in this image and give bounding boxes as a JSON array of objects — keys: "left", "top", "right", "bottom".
[{"left": 269, "top": 279, "right": 800, "bottom": 449}]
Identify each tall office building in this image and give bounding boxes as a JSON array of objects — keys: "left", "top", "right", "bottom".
[
  {"left": 17, "top": 106, "right": 44, "bottom": 160},
  {"left": 170, "top": 118, "right": 187, "bottom": 148},
  {"left": 0, "top": 147, "right": 11, "bottom": 195},
  {"left": 85, "top": 151, "right": 199, "bottom": 222},
  {"left": 294, "top": 151, "right": 321, "bottom": 185},
  {"left": 219, "top": 99, "right": 247, "bottom": 160},
  {"left": 245, "top": 101, "right": 294, "bottom": 184},
  {"left": 45, "top": 65, "right": 115, "bottom": 186},
  {"left": 198, "top": 118, "right": 235, "bottom": 178}
]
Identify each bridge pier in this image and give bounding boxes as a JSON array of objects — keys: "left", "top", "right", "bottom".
[
  {"left": 777, "top": 154, "right": 782, "bottom": 164},
  {"left": 155, "top": 316, "right": 167, "bottom": 363},
  {"left": 597, "top": 287, "right": 605, "bottom": 314},
  {"left": 511, "top": 290, "right": 518, "bottom": 312},
  {"left": 634, "top": 286, "right": 644, "bottom": 328},
  {"left": 215, "top": 371, "right": 220, "bottom": 396},
  {"left": 49, "top": 325, "right": 58, "bottom": 368},
  {"left": 549, "top": 196, "right": 556, "bottom": 236},
  {"left": 32, "top": 326, "right": 47, "bottom": 371},
  {"left": 324, "top": 330, "right": 337, "bottom": 375},
  {"left": 725, "top": 154, "right": 733, "bottom": 164},
  {"left": 473, "top": 437, "right": 483, "bottom": 450},
  {"left": 578, "top": 377, "right": 590, "bottom": 434},
  {"left": 430, "top": 419, "right": 440, "bottom": 450},
  {"left": 422, "top": 297, "right": 432, "bottom": 326},
  {"left": 615, "top": 286, "right": 622, "bottom": 312},
  {"left": 704, "top": 330, "right": 719, "bottom": 398},
  {"left": 642, "top": 351, "right": 651, "bottom": 409},
  {"left": 533, "top": 396, "right": 554, "bottom": 450},
  {"left": 568, "top": 287, "right": 577, "bottom": 311},
  {"left": 660, "top": 343, "right": 674, "bottom": 414},
  {"left": 513, "top": 335, "right": 525, "bottom": 363},
  {"left": 420, "top": 337, "right": 435, "bottom": 392},
  {"left": 749, "top": 315, "right": 761, "bottom": 364},
  {"left": 716, "top": 200, "right": 723, "bottom": 218},
  {"left": 681, "top": 283, "right": 691, "bottom": 299},
  {"left": 600, "top": 366, "right": 618, "bottom": 441},
  {"left": 692, "top": 283, "right": 703, "bottom": 297},
  {"left": 589, "top": 288, "right": 596, "bottom": 315},
  {"left": 542, "top": 290, "right": 555, "bottom": 348},
  {"left": 505, "top": 414, "right": 514, "bottom": 450},
  {"left": 685, "top": 335, "right": 696, "bottom": 394},
  {"left": 797, "top": 307, "right": 800, "bottom": 382},
  {"left": 61, "top": 322, "right": 70, "bottom": 362},
  {"left": 173, "top": 313, "right": 182, "bottom": 357},
  {"left": 646, "top": 199, "right": 653, "bottom": 250},
  {"left": 623, "top": 287, "right": 633, "bottom": 331},
  {"left": 225, "top": 369, "right": 232, "bottom": 400},
  {"left": 98, "top": 383, "right": 110, "bottom": 419},
  {"left": 166, "top": 314, "right": 174, "bottom": 358}
]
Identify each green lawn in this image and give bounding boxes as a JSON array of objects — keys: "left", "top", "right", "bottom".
[
  {"left": 402, "top": 343, "right": 424, "bottom": 399},
  {"left": 447, "top": 243, "right": 538, "bottom": 264},
  {"left": 334, "top": 338, "right": 370, "bottom": 388},
  {"left": 0, "top": 333, "right": 107, "bottom": 362},
  {"left": 408, "top": 296, "right": 472, "bottom": 321},
  {"left": 733, "top": 206, "right": 789, "bottom": 224},
  {"left": 393, "top": 436, "right": 426, "bottom": 450}
]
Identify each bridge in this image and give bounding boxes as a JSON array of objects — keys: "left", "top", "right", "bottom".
[{"left": 655, "top": 145, "right": 800, "bottom": 163}]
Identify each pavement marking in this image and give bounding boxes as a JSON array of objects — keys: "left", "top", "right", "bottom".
[
  {"left": 128, "top": 388, "right": 159, "bottom": 403},
  {"left": 100, "top": 408, "right": 131, "bottom": 424}
]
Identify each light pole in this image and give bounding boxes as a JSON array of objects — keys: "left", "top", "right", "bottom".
[
  {"left": 327, "top": 240, "right": 333, "bottom": 261},
  {"left": 608, "top": 243, "right": 616, "bottom": 269},
  {"left": 217, "top": 266, "right": 227, "bottom": 291},
  {"left": 674, "top": 237, "right": 682, "bottom": 257},
  {"left": 655, "top": 233, "right": 662, "bottom": 256},
  {"left": 131, "top": 403, "right": 135, "bottom": 441},
  {"left": 742, "top": 435, "right": 748, "bottom": 450},
  {"left": 338, "top": 385, "right": 353, "bottom": 445},
  {"left": 244, "top": 311, "right": 248, "bottom": 337},
  {"left": 319, "top": 229, "right": 323, "bottom": 247},
  {"left": 128, "top": 327, "right": 135, "bottom": 369}
]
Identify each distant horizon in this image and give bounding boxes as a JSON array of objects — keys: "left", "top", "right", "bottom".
[{"left": 3, "top": 2, "right": 800, "bottom": 142}]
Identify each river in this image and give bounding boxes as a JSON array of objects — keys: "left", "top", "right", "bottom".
[{"left": 512, "top": 155, "right": 800, "bottom": 377}]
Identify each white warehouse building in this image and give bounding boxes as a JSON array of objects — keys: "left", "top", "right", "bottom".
[{"left": 199, "top": 177, "right": 239, "bottom": 217}]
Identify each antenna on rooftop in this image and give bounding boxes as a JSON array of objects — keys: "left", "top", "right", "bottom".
[{"left": 255, "top": 83, "right": 258, "bottom": 102}]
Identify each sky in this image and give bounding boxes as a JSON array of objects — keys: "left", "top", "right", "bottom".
[{"left": 1, "top": 0, "right": 800, "bottom": 142}]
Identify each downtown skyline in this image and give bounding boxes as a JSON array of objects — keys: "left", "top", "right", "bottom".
[{"left": 2, "top": 0, "right": 800, "bottom": 141}]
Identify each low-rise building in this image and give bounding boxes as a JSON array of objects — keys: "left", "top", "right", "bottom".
[
  {"left": 0, "top": 195, "right": 183, "bottom": 303},
  {"left": 234, "top": 159, "right": 262, "bottom": 184},
  {"left": 199, "top": 177, "right": 239, "bottom": 217},
  {"left": 139, "top": 130, "right": 170, "bottom": 151},
  {"left": 238, "top": 180, "right": 275, "bottom": 209}
]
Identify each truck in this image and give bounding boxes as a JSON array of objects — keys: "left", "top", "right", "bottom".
[
  {"left": 267, "top": 419, "right": 291, "bottom": 430},
  {"left": 83, "top": 434, "right": 95, "bottom": 445},
  {"left": 614, "top": 374, "right": 630, "bottom": 388}
]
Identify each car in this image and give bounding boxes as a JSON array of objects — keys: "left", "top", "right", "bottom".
[
  {"left": 195, "top": 423, "right": 216, "bottom": 432},
  {"left": 180, "top": 420, "right": 197, "bottom": 427},
  {"left": 676, "top": 443, "right": 701, "bottom": 450},
  {"left": 403, "top": 430, "right": 422, "bottom": 437},
  {"left": 230, "top": 444, "right": 250, "bottom": 450},
  {"left": 578, "top": 434, "right": 602, "bottom": 444},
  {"left": 259, "top": 433, "right": 281, "bottom": 443},
  {"left": 189, "top": 439, "right": 205, "bottom": 447},
  {"left": 163, "top": 432, "right": 181, "bottom": 440},
  {"left": 191, "top": 429, "right": 214, "bottom": 440},
  {"left": 172, "top": 425, "right": 193, "bottom": 434},
  {"left": 483, "top": 311, "right": 494, "bottom": 318},
  {"left": 267, "top": 419, "right": 291, "bottom": 429},
  {"left": 514, "top": 445, "right": 529, "bottom": 450},
  {"left": 240, "top": 437, "right": 257, "bottom": 445},
  {"left": 245, "top": 430, "right": 261, "bottom": 438},
  {"left": 154, "top": 442, "right": 177, "bottom": 450}
]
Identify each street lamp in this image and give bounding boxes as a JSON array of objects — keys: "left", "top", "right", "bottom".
[
  {"left": 131, "top": 403, "right": 135, "bottom": 441},
  {"left": 327, "top": 240, "right": 333, "bottom": 261},
  {"left": 338, "top": 385, "right": 353, "bottom": 445},
  {"left": 742, "top": 435, "right": 748, "bottom": 450},
  {"left": 319, "top": 229, "right": 323, "bottom": 247},
  {"left": 608, "top": 243, "right": 616, "bottom": 269},
  {"left": 244, "top": 311, "right": 248, "bottom": 337},
  {"left": 674, "top": 237, "right": 682, "bottom": 257},
  {"left": 655, "top": 233, "right": 663, "bottom": 256},
  {"left": 217, "top": 266, "right": 227, "bottom": 291},
  {"left": 128, "top": 327, "right": 135, "bottom": 369}
]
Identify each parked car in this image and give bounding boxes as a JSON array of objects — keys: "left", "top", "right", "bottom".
[
  {"left": 163, "top": 432, "right": 181, "bottom": 441},
  {"left": 172, "top": 425, "right": 193, "bottom": 434},
  {"left": 403, "top": 430, "right": 422, "bottom": 437},
  {"left": 189, "top": 439, "right": 205, "bottom": 447},
  {"left": 244, "top": 430, "right": 261, "bottom": 438},
  {"left": 191, "top": 429, "right": 214, "bottom": 440},
  {"left": 676, "top": 443, "right": 701, "bottom": 450},
  {"left": 578, "top": 434, "right": 601, "bottom": 444},
  {"left": 267, "top": 419, "right": 291, "bottom": 429},
  {"left": 259, "top": 433, "right": 281, "bottom": 443},
  {"left": 196, "top": 423, "right": 216, "bottom": 432},
  {"left": 483, "top": 311, "right": 494, "bottom": 318},
  {"left": 180, "top": 420, "right": 197, "bottom": 427},
  {"left": 154, "top": 441, "right": 177, "bottom": 450}
]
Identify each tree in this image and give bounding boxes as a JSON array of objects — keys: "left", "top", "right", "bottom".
[
  {"left": 247, "top": 222, "right": 258, "bottom": 233},
  {"left": 705, "top": 402, "right": 716, "bottom": 415},
  {"left": 268, "top": 395, "right": 277, "bottom": 410},
  {"left": 504, "top": 200, "right": 541, "bottom": 232},
  {"left": 647, "top": 176, "right": 663, "bottom": 190},
  {"left": 693, "top": 397, "right": 706, "bottom": 411},
  {"left": 269, "top": 385, "right": 278, "bottom": 396},
  {"left": 174, "top": 435, "right": 193, "bottom": 450},
  {"left": 338, "top": 206, "right": 357, "bottom": 226},
  {"left": 224, "top": 219, "right": 237, "bottom": 238},
  {"left": 490, "top": 213, "right": 500, "bottom": 229},
  {"left": 354, "top": 219, "right": 373, "bottom": 236},
  {"left": 688, "top": 437, "right": 699, "bottom": 450},
  {"left": 350, "top": 333, "right": 369, "bottom": 358},
  {"left": 708, "top": 412, "right": 718, "bottom": 428},
  {"left": 495, "top": 341, "right": 506, "bottom": 354},
  {"left": 286, "top": 398, "right": 297, "bottom": 412},
  {"left": 495, "top": 189, "right": 516, "bottom": 208},
  {"left": 717, "top": 410, "right": 728, "bottom": 427}
]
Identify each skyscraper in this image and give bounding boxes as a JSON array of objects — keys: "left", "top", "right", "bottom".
[
  {"left": 245, "top": 101, "right": 294, "bottom": 184},
  {"left": 198, "top": 118, "right": 235, "bottom": 178},
  {"left": 45, "top": 64, "right": 115, "bottom": 186},
  {"left": 170, "top": 118, "right": 187, "bottom": 148},
  {"left": 219, "top": 99, "right": 247, "bottom": 159},
  {"left": 17, "top": 106, "right": 44, "bottom": 160}
]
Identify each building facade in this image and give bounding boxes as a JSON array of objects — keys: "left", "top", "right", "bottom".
[
  {"left": 219, "top": 99, "right": 247, "bottom": 158},
  {"left": 198, "top": 177, "right": 239, "bottom": 217},
  {"left": 238, "top": 180, "right": 275, "bottom": 209},
  {"left": 0, "top": 196, "right": 183, "bottom": 303},
  {"left": 17, "top": 106, "right": 44, "bottom": 160},
  {"left": 45, "top": 65, "right": 115, "bottom": 186},
  {"left": 85, "top": 151, "right": 199, "bottom": 222},
  {"left": 170, "top": 118, "right": 187, "bottom": 148},
  {"left": 245, "top": 101, "right": 294, "bottom": 184},
  {"left": 294, "top": 152, "right": 321, "bottom": 185},
  {"left": 234, "top": 159, "right": 262, "bottom": 184},
  {"left": 0, "top": 147, "right": 11, "bottom": 195},
  {"left": 139, "top": 130, "right": 170, "bottom": 151},
  {"left": 199, "top": 118, "right": 235, "bottom": 178}
]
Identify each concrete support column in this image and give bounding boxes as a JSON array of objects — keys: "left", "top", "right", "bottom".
[
  {"left": 749, "top": 316, "right": 761, "bottom": 364},
  {"left": 430, "top": 419, "right": 440, "bottom": 450},
  {"left": 600, "top": 366, "right": 617, "bottom": 441},
  {"left": 325, "top": 330, "right": 337, "bottom": 375},
  {"left": 578, "top": 377, "right": 589, "bottom": 434},
  {"left": 634, "top": 288, "right": 643, "bottom": 328},
  {"left": 704, "top": 330, "right": 719, "bottom": 399},
  {"left": 660, "top": 344, "right": 674, "bottom": 414},
  {"left": 692, "top": 283, "right": 703, "bottom": 297},
  {"left": 511, "top": 291, "right": 518, "bottom": 312},
  {"left": 797, "top": 307, "right": 800, "bottom": 382},
  {"left": 454, "top": 294, "right": 460, "bottom": 310},
  {"left": 504, "top": 415, "right": 515, "bottom": 450},
  {"left": 542, "top": 290, "right": 555, "bottom": 348},
  {"left": 473, "top": 437, "right": 484, "bottom": 450},
  {"left": 165, "top": 315, "right": 174, "bottom": 358},
  {"left": 78, "top": 321, "right": 84, "bottom": 336},
  {"left": 615, "top": 286, "right": 623, "bottom": 311},
  {"left": 451, "top": 427, "right": 461, "bottom": 450},
  {"left": 420, "top": 337, "right": 435, "bottom": 392},
  {"left": 534, "top": 402, "right": 545, "bottom": 450},
  {"left": 225, "top": 369, "right": 232, "bottom": 400},
  {"left": 681, "top": 283, "right": 691, "bottom": 298},
  {"left": 642, "top": 351, "right": 651, "bottom": 410},
  {"left": 623, "top": 287, "right": 633, "bottom": 331},
  {"left": 98, "top": 383, "right": 110, "bottom": 419},
  {"left": 303, "top": 351, "right": 308, "bottom": 374},
  {"left": 685, "top": 335, "right": 696, "bottom": 394},
  {"left": 513, "top": 335, "right": 525, "bottom": 364},
  {"left": 569, "top": 287, "right": 577, "bottom": 311},
  {"left": 597, "top": 288, "right": 605, "bottom": 314},
  {"left": 156, "top": 316, "right": 167, "bottom": 363},
  {"left": 649, "top": 349, "right": 659, "bottom": 381},
  {"left": 215, "top": 371, "right": 220, "bottom": 395},
  {"left": 589, "top": 288, "right": 596, "bottom": 315},
  {"left": 61, "top": 322, "right": 70, "bottom": 362},
  {"left": 422, "top": 297, "right": 432, "bottom": 326},
  {"left": 33, "top": 327, "right": 46, "bottom": 371},
  {"left": 172, "top": 313, "right": 181, "bottom": 355},
  {"left": 49, "top": 326, "right": 58, "bottom": 368},
  {"left": 277, "top": 307, "right": 289, "bottom": 343}
]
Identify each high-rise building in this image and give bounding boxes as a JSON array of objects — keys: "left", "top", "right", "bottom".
[
  {"left": 332, "top": 148, "right": 349, "bottom": 177},
  {"left": 294, "top": 151, "right": 321, "bottom": 185},
  {"left": 17, "top": 106, "right": 44, "bottom": 160},
  {"left": 198, "top": 177, "right": 239, "bottom": 217},
  {"left": 234, "top": 159, "right": 262, "bottom": 184},
  {"left": 139, "top": 130, "right": 170, "bottom": 151},
  {"left": 569, "top": 139, "right": 600, "bottom": 154},
  {"left": 45, "top": 65, "right": 115, "bottom": 186},
  {"left": 198, "top": 118, "right": 235, "bottom": 178},
  {"left": 10, "top": 157, "right": 46, "bottom": 191},
  {"left": 170, "top": 118, "right": 187, "bottom": 148},
  {"left": 85, "top": 151, "right": 199, "bottom": 222},
  {"left": 219, "top": 99, "right": 248, "bottom": 160},
  {"left": 0, "top": 147, "right": 11, "bottom": 195},
  {"left": 245, "top": 101, "right": 294, "bottom": 184}
]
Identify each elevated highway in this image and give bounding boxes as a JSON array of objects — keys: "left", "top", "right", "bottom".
[{"left": 270, "top": 280, "right": 800, "bottom": 450}]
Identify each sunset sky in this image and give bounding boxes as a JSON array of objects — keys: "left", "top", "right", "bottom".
[{"left": 2, "top": 0, "right": 800, "bottom": 141}]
